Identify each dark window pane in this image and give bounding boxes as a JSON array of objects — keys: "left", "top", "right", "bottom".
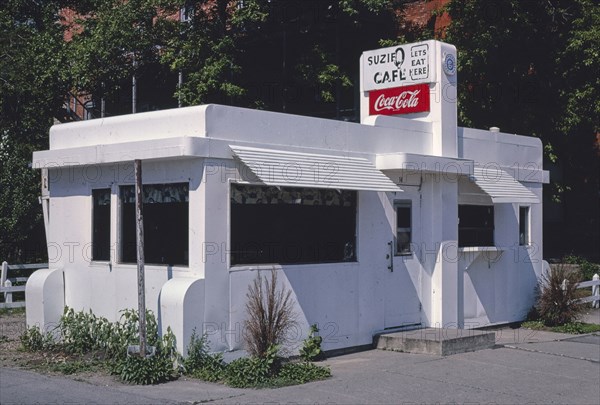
[
  {"left": 92, "top": 189, "right": 111, "bottom": 261},
  {"left": 396, "top": 206, "right": 411, "bottom": 228},
  {"left": 519, "top": 206, "right": 530, "bottom": 245},
  {"left": 120, "top": 183, "right": 189, "bottom": 265},
  {"left": 458, "top": 205, "right": 494, "bottom": 247},
  {"left": 230, "top": 185, "right": 356, "bottom": 265},
  {"left": 395, "top": 202, "right": 412, "bottom": 255}
]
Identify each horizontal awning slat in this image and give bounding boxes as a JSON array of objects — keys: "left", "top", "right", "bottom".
[
  {"left": 230, "top": 145, "right": 402, "bottom": 192},
  {"left": 471, "top": 167, "right": 539, "bottom": 204}
]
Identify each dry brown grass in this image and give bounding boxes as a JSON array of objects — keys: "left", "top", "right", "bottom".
[{"left": 244, "top": 270, "right": 296, "bottom": 358}]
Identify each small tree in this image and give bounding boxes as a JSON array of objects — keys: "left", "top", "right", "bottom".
[
  {"left": 536, "top": 264, "right": 584, "bottom": 326},
  {"left": 244, "top": 269, "right": 296, "bottom": 358}
]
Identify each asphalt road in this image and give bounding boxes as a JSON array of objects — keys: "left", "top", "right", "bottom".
[{"left": 2, "top": 327, "right": 599, "bottom": 405}]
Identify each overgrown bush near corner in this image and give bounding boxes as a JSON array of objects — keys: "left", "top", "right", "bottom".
[
  {"left": 535, "top": 264, "right": 584, "bottom": 326},
  {"left": 20, "top": 307, "right": 180, "bottom": 385}
]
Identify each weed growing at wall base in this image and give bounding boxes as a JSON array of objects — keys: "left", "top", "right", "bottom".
[
  {"left": 19, "top": 307, "right": 331, "bottom": 387},
  {"left": 20, "top": 307, "right": 180, "bottom": 385},
  {"left": 183, "top": 338, "right": 331, "bottom": 389}
]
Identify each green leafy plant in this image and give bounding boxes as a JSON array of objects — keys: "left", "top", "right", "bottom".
[
  {"left": 535, "top": 264, "right": 584, "bottom": 326},
  {"left": 563, "top": 255, "right": 600, "bottom": 282},
  {"left": 224, "top": 344, "right": 280, "bottom": 388},
  {"left": 522, "top": 320, "right": 600, "bottom": 334},
  {"left": 183, "top": 329, "right": 225, "bottom": 382},
  {"left": 244, "top": 270, "right": 296, "bottom": 358},
  {"left": 20, "top": 307, "right": 181, "bottom": 384},
  {"left": 553, "top": 322, "right": 600, "bottom": 334},
  {"left": 299, "top": 324, "right": 323, "bottom": 362},
  {"left": 111, "top": 327, "right": 180, "bottom": 385},
  {"left": 278, "top": 361, "right": 331, "bottom": 384},
  {"left": 521, "top": 320, "right": 545, "bottom": 330},
  {"left": 20, "top": 325, "right": 54, "bottom": 352}
]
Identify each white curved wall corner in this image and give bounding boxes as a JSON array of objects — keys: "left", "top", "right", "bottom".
[
  {"left": 25, "top": 268, "right": 65, "bottom": 333},
  {"left": 431, "top": 241, "right": 460, "bottom": 328},
  {"left": 159, "top": 277, "right": 205, "bottom": 356}
]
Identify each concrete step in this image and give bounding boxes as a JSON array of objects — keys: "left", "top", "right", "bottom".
[{"left": 374, "top": 328, "right": 496, "bottom": 356}]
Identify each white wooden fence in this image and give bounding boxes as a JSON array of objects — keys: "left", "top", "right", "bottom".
[
  {"left": 0, "top": 261, "right": 48, "bottom": 309},
  {"left": 565, "top": 273, "right": 600, "bottom": 309}
]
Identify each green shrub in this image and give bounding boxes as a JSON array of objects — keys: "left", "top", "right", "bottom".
[
  {"left": 21, "top": 307, "right": 181, "bottom": 385},
  {"left": 299, "top": 324, "right": 323, "bottom": 362},
  {"left": 56, "top": 307, "right": 162, "bottom": 360},
  {"left": 564, "top": 254, "right": 600, "bottom": 281},
  {"left": 552, "top": 322, "right": 600, "bottom": 334},
  {"left": 114, "top": 353, "right": 176, "bottom": 385},
  {"left": 224, "top": 345, "right": 279, "bottom": 388},
  {"left": 536, "top": 264, "right": 584, "bottom": 326},
  {"left": 20, "top": 326, "right": 54, "bottom": 351},
  {"left": 111, "top": 327, "right": 180, "bottom": 385},
  {"left": 278, "top": 361, "right": 331, "bottom": 384},
  {"left": 521, "top": 320, "right": 544, "bottom": 330},
  {"left": 183, "top": 329, "right": 225, "bottom": 382}
]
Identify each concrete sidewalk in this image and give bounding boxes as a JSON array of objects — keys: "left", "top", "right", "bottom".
[{"left": 2, "top": 328, "right": 599, "bottom": 404}]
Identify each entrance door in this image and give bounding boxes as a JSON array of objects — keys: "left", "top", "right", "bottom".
[{"left": 384, "top": 250, "right": 421, "bottom": 329}]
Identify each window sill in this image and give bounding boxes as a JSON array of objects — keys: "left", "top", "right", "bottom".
[
  {"left": 458, "top": 247, "right": 504, "bottom": 270},
  {"left": 229, "top": 261, "right": 359, "bottom": 272},
  {"left": 458, "top": 246, "right": 504, "bottom": 253}
]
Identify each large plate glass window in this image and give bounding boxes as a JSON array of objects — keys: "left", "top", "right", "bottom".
[
  {"left": 120, "top": 183, "right": 189, "bottom": 265},
  {"left": 230, "top": 184, "right": 357, "bottom": 265},
  {"left": 458, "top": 205, "right": 494, "bottom": 247},
  {"left": 92, "top": 189, "right": 111, "bottom": 261},
  {"left": 394, "top": 201, "right": 412, "bottom": 255}
]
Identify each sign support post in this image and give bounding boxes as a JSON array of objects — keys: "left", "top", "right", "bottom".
[{"left": 135, "top": 159, "right": 147, "bottom": 358}]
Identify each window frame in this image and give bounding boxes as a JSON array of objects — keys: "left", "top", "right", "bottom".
[
  {"left": 91, "top": 188, "right": 111, "bottom": 262},
  {"left": 229, "top": 183, "right": 358, "bottom": 266},
  {"left": 519, "top": 205, "right": 531, "bottom": 246},
  {"left": 394, "top": 200, "right": 412, "bottom": 256},
  {"left": 458, "top": 204, "right": 495, "bottom": 248},
  {"left": 118, "top": 182, "right": 189, "bottom": 266}
]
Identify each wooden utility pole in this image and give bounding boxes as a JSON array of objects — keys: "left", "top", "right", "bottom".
[{"left": 134, "top": 159, "right": 146, "bottom": 357}]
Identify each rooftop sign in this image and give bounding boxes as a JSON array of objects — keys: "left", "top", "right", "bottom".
[
  {"left": 362, "top": 40, "right": 435, "bottom": 91},
  {"left": 369, "top": 84, "right": 430, "bottom": 116}
]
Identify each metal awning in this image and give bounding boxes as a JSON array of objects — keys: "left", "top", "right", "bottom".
[
  {"left": 470, "top": 167, "right": 540, "bottom": 204},
  {"left": 230, "top": 145, "right": 402, "bottom": 192}
]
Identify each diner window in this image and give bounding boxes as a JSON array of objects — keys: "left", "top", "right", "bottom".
[
  {"left": 394, "top": 201, "right": 412, "bottom": 255},
  {"left": 519, "top": 206, "right": 530, "bottom": 246},
  {"left": 230, "top": 184, "right": 357, "bottom": 265},
  {"left": 92, "top": 189, "right": 111, "bottom": 261},
  {"left": 458, "top": 205, "right": 494, "bottom": 247},
  {"left": 120, "top": 183, "right": 189, "bottom": 265}
]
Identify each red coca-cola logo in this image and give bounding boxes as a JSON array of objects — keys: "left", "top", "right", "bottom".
[{"left": 369, "top": 83, "right": 430, "bottom": 116}]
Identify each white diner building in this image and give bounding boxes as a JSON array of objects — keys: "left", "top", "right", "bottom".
[{"left": 27, "top": 40, "right": 548, "bottom": 355}]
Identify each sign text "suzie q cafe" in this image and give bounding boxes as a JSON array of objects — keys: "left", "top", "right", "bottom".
[{"left": 362, "top": 41, "right": 434, "bottom": 92}]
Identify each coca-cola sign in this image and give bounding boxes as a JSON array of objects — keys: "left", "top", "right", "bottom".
[{"left": 369, "top": 84, "right": 430, "bottom": 116}]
